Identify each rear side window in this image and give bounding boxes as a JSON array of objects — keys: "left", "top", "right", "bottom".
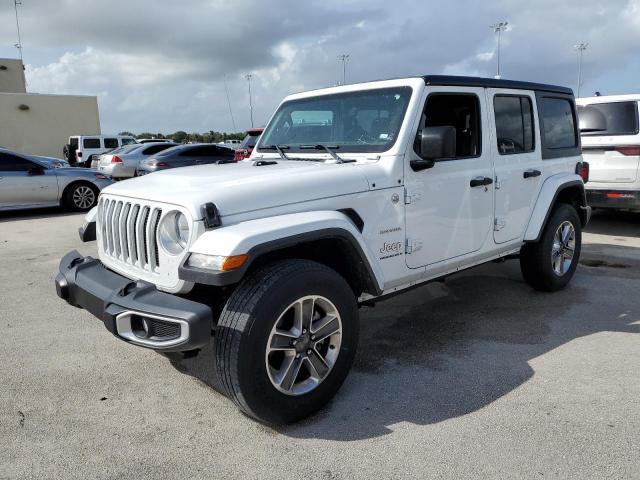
[
  {"left": 143, "top": 144, "right": 174, "bottom": 155},
  {"left": 83, "top": 138, "right": 101, "bottom": 149},
  {"left": 541, "top": 98, "right": 578, "bottom": 149},
  {"left": 580, "top": 102, "right": 639, "bottom": 136},
  {"left": 104, "top": 138, "right": 118, "bottom": 149},
  {"left": 494, "top": 95, "right": 535, "bottom": 154}
]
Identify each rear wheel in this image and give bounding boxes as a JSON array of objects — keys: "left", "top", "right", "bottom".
[
  {"left": 520, "top": 203, "right": 582, "bottom": 291},
  {"left": 215, "top": 259, "right": 359, "bottom": 424},
  {"left": 64, "top": 182, "right": 98, "bottom": 212}
]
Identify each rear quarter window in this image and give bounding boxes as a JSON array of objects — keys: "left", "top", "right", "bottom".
[{"left": 541, "top": 97, "right": 578, "bottom": 149}]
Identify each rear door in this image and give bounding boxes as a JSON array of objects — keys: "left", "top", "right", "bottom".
[{"left": 488, "top": 89, "right": 543, "bottom": 243}]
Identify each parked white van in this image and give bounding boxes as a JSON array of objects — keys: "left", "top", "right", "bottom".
[
  {"left": 577, "top": 95, "right": 640, "bottom": 211},
  {"left": 64, "top": 135, "right": 138, "bottom": 167}
]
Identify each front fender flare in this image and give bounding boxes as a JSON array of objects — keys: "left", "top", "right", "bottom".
[{"left": 180, "top": 211, "right": 384, "bottom": 294}]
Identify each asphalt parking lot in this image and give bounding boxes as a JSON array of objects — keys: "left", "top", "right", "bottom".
[{"left": 1, "top": 209, "right": 639, "bottom": 480}]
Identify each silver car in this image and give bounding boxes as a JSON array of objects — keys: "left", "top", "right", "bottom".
[
  {"left": 0, "top": 148, "right": 112, "bottom": 212},
  {"left": 96, "top": 142, "right": 177, "bottom": 179}
]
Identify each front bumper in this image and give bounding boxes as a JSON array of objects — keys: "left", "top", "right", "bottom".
[
  {"left": 587, "top": 189, "right": 640, "bottom": 211},
  {"left": 55, "top": 250, "right": 213, "bottom": 352}
]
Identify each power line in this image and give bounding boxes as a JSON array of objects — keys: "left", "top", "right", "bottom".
[{"left": 223, "top": 75, "right": 237, "bottom": 131}]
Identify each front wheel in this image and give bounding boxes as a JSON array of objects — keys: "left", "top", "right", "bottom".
[
  {"left": 520, "top": 203, "right": 582, "bottom": 292},
  {"left": 64, "top": 182, "right": 98, "bottom": 212},
  {"left": 215, "top": 259, "right": 359, "bottom": 424}
]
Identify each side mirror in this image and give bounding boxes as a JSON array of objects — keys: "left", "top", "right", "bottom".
[
  {"left": 28, "top": 165, "right": 45, "bottom": 176},
  {"left": 578, "top": 106, "right": 607, "bottom": 133},
  {"left": 411, "top": 126, "right": 456, "bottom": 171}
]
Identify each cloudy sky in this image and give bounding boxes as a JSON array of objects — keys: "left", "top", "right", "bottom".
[{"left": 1, "top": 0, "right": 639, "bottom": 134}]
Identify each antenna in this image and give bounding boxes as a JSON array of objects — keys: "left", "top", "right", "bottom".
[{"left": 14, "top": 0, "right": 24, "bottom": 63}]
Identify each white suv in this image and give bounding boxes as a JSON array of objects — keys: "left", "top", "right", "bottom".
[
  {"left": 65, "top": 135, "right": 138, "bottom": 167},
  {"left": 577, "top": 94, "right": 640, "bottom": 211},
  {"left": 56, "top": 75, "right": 590, "bottom": 424}
]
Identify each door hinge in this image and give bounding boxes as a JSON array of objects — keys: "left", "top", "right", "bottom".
[
  {"left": 404, "top": 188, "right": 422, "bottom": 204},
  {"left": 405, "top": 238, "right": 423, "bottom": 254},
  {"left": 494, "top": 217, "right": 506, "bottom": 231}
]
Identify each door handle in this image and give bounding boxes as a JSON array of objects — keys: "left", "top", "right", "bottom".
[
  {"left": 523, "top": 169, "right": 541, "bottom": 179},
  {"left": 470, "top": 176, "right": 493, "bottom": 188}
]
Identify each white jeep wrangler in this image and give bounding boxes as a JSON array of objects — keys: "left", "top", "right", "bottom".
[{"left": 56, "top": 75, "right": 590, "bottom": 424}]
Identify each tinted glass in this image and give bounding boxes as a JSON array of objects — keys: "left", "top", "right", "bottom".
[
  {"left": 240, "top": 133, "right": 260, "bottom": 148},
  {"left": 69, "top": 138, "right": 79, "bottom": 148},
  {"left": 104, "top": 138, "right": 119, "bottom": 149},
  {"left": 494, "top": 95, "right": 535, "bottom": 154},
  {"left": 0, "top": 152, "right": 34, "bottom": 171},
  {"left": 580, "top": 102, "right": 639, "bottom": 136},
  {"left": 121, "top": 138, "right": 137, "bottom": 145},
  {"left": 83, "top": 138, "right": 101, "bottom": 149},
  {"left": 180, "top": 146, "right": 218, "bottom": 157},
  {"left": 418, "top": 93, "right": 481, "bottom": 158},
  {"left": 258, "top": 87, "right": 412, "bottom": 153},
  {"left": 143, "top": 144, "right": 175, "bottom": 155},
  {"left": 542, "top": 98, "right": 577, "bottom": 149}
]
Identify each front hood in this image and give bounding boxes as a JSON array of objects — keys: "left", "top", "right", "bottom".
[{"left": 101, "top": 160, "right": 371, "bottom": 218}]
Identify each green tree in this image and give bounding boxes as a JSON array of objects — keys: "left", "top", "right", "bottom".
[{"left": 171, "top": 131, "right": 188, "bottom": 143}]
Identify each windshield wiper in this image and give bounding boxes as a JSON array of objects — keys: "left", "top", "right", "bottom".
[
  {"left": 261, "top": 144, "right": 291, "bottom": 161},
  {"left": 299, "top": 144, "right": 355, "bottom": 163}
]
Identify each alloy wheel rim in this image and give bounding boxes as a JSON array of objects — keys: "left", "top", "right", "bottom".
[
  {"left": 265, "top": 295, "right": 342, "bottom": 396},
  {"left": 73, "top": 186, "right": 95, "bottom": 209},
  {"left": 551, "top": 220, "right": 576, "bottom": 276}
]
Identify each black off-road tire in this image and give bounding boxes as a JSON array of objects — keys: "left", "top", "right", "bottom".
[
  {"left": 215, "top": 259, "right": 359, "bottom": 424},
  {"left": 63, "top": 182, "right": 99, "bottom": 212},
  {"left": 520, "top": 203, "right": 582, "bottom": 292}
]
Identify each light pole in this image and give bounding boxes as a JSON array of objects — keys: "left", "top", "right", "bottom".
[
  {"left": 14, "top": 0, "right": 23, "bottom": 63},
  {"left": 338, "top": 54, "right": 349, "bottom": 85},
  {"left": 245, "top": 74, "right": 254, "bottom": 128},
  {"left": 490, "top": 21, "right": 509, "bottom": 79},
  {"left": 574, "top": 43, "right": 588, "bottom": 97}
]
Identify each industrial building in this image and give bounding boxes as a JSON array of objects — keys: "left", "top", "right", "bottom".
[{"left": 0, "top": 58, "right": 100, "bottom": 159}]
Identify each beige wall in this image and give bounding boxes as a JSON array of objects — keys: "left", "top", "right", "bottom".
[
  {"left": 0, "top": 58, "right": 26, "bottom": 93},
  {"left": 0, "top": 93, "right": 101, "bottom": 159}
]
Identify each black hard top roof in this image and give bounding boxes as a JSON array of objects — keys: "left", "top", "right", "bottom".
[{"left": 420, "top": 75, "right": 574, "bottom": 95}]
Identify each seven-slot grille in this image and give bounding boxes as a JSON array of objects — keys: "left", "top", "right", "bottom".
[{"left": 98, "top": 197, "right": 162, "bottom": 271}]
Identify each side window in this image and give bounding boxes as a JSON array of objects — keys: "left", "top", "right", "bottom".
[
  {"left": 83, "top": 138, "right": 101, "bottom": 149},
  {"left": 180, "top": 147, "right": 205, "bottom": 157},
  {"left": 541, "top": 97, "right": 578, "bottom": 149},
  {"left": 416, "top": 94, "right": 481, "bottom": 159},
  {"left": 0, "top": 153, "right": 34, "bottom": 171},
  {"left": 493, "top": 95, "right": 535, "bottom": 154},
  {"left": 104, "top": 138, "right": 118, "bottom": 149},
  {"left": 143, "top": 144, "right": 172, "bottom": 155}
]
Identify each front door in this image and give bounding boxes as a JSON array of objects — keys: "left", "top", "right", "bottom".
[
  {"left": 0, "top": 153, "right": 59, "bottom": 208},
  {"left": 487, "top": 89, "right": 543, "bottom": 243},
  {"left": 405, "top": 87, "right": 494, "bottom": 268}
]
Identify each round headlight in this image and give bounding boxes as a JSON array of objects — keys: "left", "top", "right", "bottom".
[{"left": 159, "top": 211, "right": 190, "bottom": 255}]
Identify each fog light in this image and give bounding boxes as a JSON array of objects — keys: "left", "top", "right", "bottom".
[{"left": 131, "top": 315, "right": 150, "bottom": 339}]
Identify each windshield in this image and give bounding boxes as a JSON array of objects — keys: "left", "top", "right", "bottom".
[
  {"left": 111, "top": 144, "right": 142, "bottom": 154},
  {"left": 580, "top": 102, "right": 639, "bottom": 136},
  {"left": 257, "top": 87, "right": 412, "bottom": 153},
  {"left": 240, "top": 133, "right": 260, "bottom": 148}
]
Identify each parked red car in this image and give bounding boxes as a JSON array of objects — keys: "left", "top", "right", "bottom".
[{"left": 234, "top": 128, "right": 264, "bottom": 160}]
